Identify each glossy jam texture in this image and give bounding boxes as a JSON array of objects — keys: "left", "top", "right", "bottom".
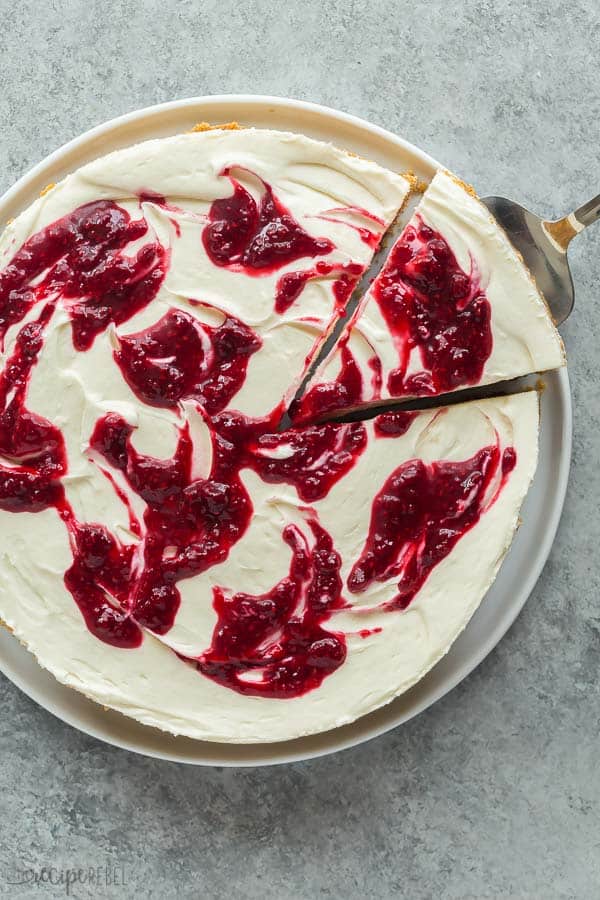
[
  {"left": 115, "top": 307, "right": 261, "bottom": 414},
  {"left": 0, "top": 200, "right": 167, "bottom": 351},
  {"left": 274, "top": 260, "right": 363, "bottom": 315},
  {"left": 0, "top": 187, "right": 371, "bottom": 698},
  {"left": 292, "top": 336, "right": 364, "bottom": 423},
  {"left": 197, "top": 519, "right": 346, "bottom": 697},
  {"left": 0, "top": 301, "right": 66, "bottom": 514},
  {"left": 373, "top": 214, "right": 493, "bottom": 396},
  {"left": 87, "top": 409, "right": 365, "bottom": 676},
  {"left": 0, "top": 296, "right": 144, "bottom": 647},
  {"left": 203, "top": 169, "right": 334, "bottom": 274},
  {"left": 348, "top": 434, "right": 517, "bottom": 610}
]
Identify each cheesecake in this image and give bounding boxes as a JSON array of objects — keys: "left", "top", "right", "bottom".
[
  {"left": 0, "top": 128, "right": 559, "bottom": 743},
  {"left": 296, "top": 170, "right": 565, "bottom": 421}
]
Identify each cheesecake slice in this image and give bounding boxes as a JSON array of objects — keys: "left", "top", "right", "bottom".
[
  {"left": 0, "top": 388, "right": 539, "bottom": 743},
  {"left": 295, "top": 170, "right": 565, "bottom": 421}
]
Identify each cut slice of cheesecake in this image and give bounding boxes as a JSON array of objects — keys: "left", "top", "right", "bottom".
[
  {"left": 294, "top": 170, "right": 565, "bottom": 421},
  {"left": 0, "top": 388, "right": 539, "bottom": 743}
]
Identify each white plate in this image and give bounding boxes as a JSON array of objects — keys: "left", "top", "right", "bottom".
[{"left": 0, "top": 96, "right": 572, "bottom": 766}]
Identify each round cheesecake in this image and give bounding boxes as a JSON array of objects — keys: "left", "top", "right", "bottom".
[{"left": 0, "top": 128, "right": 556, "bottom": 742}]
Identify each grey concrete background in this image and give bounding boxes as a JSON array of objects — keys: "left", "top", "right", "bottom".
[{"left": 0, "top": 1, "right": 598, "bottom": 897}]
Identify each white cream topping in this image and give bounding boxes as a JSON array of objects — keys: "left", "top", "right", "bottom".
[{"left": 306, "top": 169, "right": 565, "bottom": 407}]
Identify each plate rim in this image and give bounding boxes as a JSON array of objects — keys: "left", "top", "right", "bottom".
[{"left": 0, "top": 94, "right": 573, "bottom": 766}]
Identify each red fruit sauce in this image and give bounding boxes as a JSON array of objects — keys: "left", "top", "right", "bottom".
[
  {"left": 298, "top": 214, "right": 495, "bottom": 419},
  {"left": 202, "top": 168, "right": 334, "bottom": 274},
  {"left": 0, "top": 200, "right": 167, "bottom": 351},
  {"left": 292, "top": 336, "right": 364, "bottom": 423},
  {"left": 274, "top": 260, "right": 363, "bottom": 315},
  {"left": 348, "top": 438, "right": 517, "bottom": 610},
  {"left": 373, "top": 214, "right": 493, "bottom": 396},
  {"left": 196, "top": 519, "right": 346, "bottom": 697},
  {"left": 115, "top": 307, "right": 261, "bottom": 414}
]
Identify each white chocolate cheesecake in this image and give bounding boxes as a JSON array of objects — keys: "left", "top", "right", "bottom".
[{"left": 0, "top": 129, "right": 557, "bottom": 743}]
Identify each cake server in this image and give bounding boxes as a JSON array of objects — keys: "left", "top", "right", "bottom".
[{"left": 482, "top": 191, "right": 600, "bottom": 325}]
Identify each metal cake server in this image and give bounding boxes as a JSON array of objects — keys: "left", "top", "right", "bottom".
[{"left": 482, "top": 192, "right": 600, "bottom": 325}]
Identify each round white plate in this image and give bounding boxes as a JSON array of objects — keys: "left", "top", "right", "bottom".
[{"left": 0, "top": 96, "right": 572, "bottom": 766}]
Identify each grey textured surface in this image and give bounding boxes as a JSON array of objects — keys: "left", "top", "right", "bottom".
[{"left": 0, "top": 1, "right": 598, "bottom": 897}]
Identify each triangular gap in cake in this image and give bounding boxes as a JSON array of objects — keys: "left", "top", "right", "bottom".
[{"left": 278, "top": 373, "right": 543, "bottom": 437}]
